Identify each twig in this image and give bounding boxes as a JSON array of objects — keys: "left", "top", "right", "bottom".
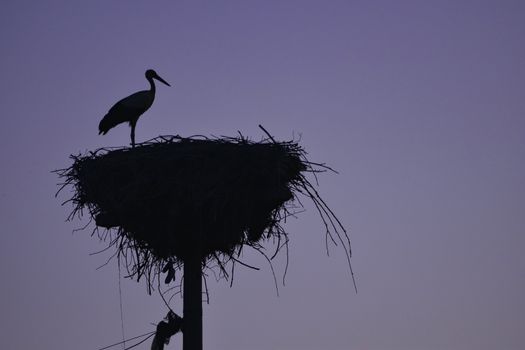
[{"left": 97, "top": 331, "right": 155, "bottom": 350}]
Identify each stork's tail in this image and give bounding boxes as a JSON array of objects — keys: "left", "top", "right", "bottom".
[{"left": 98, "top": 114, "right": 111, "bottom": 135}]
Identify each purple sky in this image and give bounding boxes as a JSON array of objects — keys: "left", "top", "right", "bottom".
[{"left": 1, "top": 1, "right": 524, "bottom": 349}]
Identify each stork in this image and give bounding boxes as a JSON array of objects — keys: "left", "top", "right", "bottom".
[{"left": 98, "top": 69, "right": 170, "bottom": 147}]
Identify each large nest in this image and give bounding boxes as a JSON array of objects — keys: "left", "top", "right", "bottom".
[{"left": 56, "top": 133, "right": 353, "bottom": 291}]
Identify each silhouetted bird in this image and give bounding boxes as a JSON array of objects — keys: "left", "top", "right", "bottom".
[
  {"left": 98, "top": 69, "right": 170, "bottom": 147},
  {"left": 151, "top": 310, "right": 183, "bottom": 350}
]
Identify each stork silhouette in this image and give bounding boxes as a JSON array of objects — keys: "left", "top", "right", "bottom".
[{"left": 98, "top": 69, "right": 170, "bottom": 147}]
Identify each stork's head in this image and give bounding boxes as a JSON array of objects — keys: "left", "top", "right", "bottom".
[{"left": 146, "top": 69, "right": 171, "bottom": 87}]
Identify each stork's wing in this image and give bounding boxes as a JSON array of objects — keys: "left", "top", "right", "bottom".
[{"left": 98, "top": 90, "right": 153, "bottom": 134}]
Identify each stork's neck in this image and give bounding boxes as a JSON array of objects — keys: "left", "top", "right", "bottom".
[{"left": 147, "top": 77, "right": 156, "bottom": 94}]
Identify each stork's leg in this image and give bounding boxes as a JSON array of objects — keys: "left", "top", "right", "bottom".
[{"left": 130, "top": 122, "right": 136, "bottom": 148}]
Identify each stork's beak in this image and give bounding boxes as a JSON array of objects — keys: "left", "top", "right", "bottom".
[{"left": 153, "top": 73, "right": 171, "bottom": 87}]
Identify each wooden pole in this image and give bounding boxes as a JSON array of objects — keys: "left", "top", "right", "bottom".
[{"left": 183, "top": 250, "right": 203, "bottom": 350}]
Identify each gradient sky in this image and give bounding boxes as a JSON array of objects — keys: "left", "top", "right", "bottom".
[{"left": 1, "top": 1, "right": 524, "bottom": 349}]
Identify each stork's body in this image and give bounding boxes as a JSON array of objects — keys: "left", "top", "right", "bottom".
[{"left": 99, "top": 69, "right": 170, "bottom": 147}]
